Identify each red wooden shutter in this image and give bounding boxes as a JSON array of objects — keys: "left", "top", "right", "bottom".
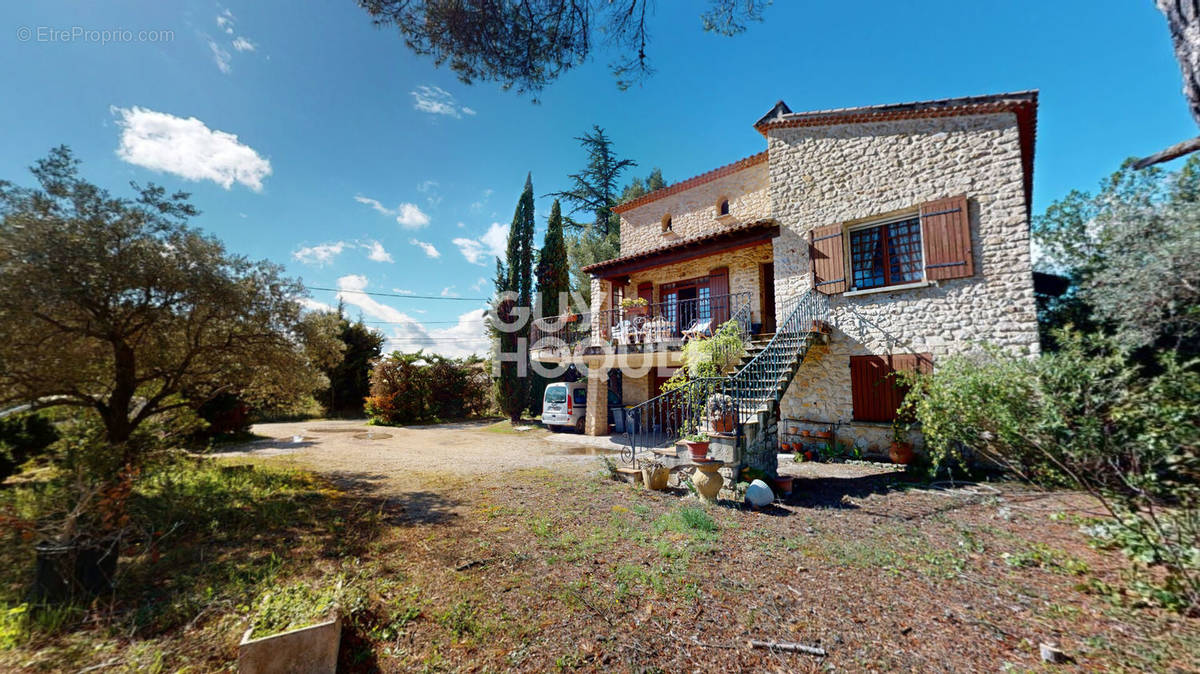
[
  {"left": 810, "top": 224, "right": 846, "bottom": 294},
  {"left": 850, "top": 353, "right": 933, "bottom": 422},
  {"left": 637, "top": 281, "right": 653, "bottom": 306},
  {"left": 708, "top": 267, "right": 730, "bottom": 324},
  {"left": 920, "top": 195, "right": 973, "bottom": 280}
]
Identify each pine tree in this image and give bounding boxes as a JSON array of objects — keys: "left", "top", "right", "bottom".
[{"left": 492, "top": 174, "right": 537, "bottom": 424}]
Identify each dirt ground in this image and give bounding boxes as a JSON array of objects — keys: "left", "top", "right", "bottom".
[{"left": 202, "top": 419, "right": 1199, "bottom": 673}]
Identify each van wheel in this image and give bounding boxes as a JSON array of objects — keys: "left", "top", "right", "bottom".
[
  {"left": 574, "top": 418, "right": 586, "bottom": 434},
  {"left": 545, "top": 424, "right": 559, "bottom": 433}
]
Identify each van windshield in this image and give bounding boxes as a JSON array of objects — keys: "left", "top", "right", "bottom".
[{"left": 544, "top": 387, "right": 567, "bottom": 403}]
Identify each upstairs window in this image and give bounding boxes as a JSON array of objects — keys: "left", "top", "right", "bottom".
[
  {"left": 718, "top": 199, "right": 730, "bottom": 216},
  {"left": 661, "top": 215, "right": 672, "bottom": 232},
  {"left": 849, "top": 215, "right": 923, "bottom": 290}
]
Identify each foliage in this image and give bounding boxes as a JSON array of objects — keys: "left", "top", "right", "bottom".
[
  {"left": 365, "top": 351, "right": 491, "bottom": 425},
  {"left": 0, "top": 147, "right": 331, "bottom": 456},
  {"left": 535, "top": 200, "right": 571, "bottom": 320},
  {"left": 1034, "top": 156, "right": 1200, "bottom": 359},
  {"left": 901, "top": 328, "right": 1200, "bottom": 613},
  {"left": 663, "top": 319, "right": 747, "bottom": 391},
  {"left": 314, "top": 304, "right": 384, "bottom": 416},
  {"left": 355, "top": 1, "right": 768, "bottom": 96},
  {"left": 619, "top": 296, "right": 648, "bottom": 309},
  {"left": 250, "top": 579, "right": 345, "bottom": 638},
  {"left": 491, "top": 175, "right": 537, "bottom": 424},
  {"left": 0, "top": 413, "right": 58, "bottom": 481}
]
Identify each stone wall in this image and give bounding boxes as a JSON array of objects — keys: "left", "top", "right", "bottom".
[
  {"left": 767, "top": 112, "right": 1039, "bottom": 453},
  {"left": 618, "top": 161, "right": 770, "bottom": 257}
]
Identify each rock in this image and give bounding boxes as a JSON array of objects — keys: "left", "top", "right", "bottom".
[
  {"left": 746, "top": 479, "right": 774, "bottom": 507},
  {"left": 1039, "top": 642, "right": 1067, "bottom": 664}
]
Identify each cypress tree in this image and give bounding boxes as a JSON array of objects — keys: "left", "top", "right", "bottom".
[
  {"left": 536, "top": 199, "right": 570, "bottom": 318},
  {"left": 493, "top": 174, "right": 536, "bottom": 424}
]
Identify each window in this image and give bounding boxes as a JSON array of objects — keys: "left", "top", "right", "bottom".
[
  {"left": 572, "top": 388, "right": 587, "bottom": 406},
  {"left": 661, "top": 215, "right": 672, "bottom": 232},
  {"left": 849, "top": 353, "right": 932, "bottom": 422},
  {"left": 718, "top": 199, "right": 730, "bottom": 216},
  {"left": 848, "top": 215, "right": 924, "bottom": 290}
]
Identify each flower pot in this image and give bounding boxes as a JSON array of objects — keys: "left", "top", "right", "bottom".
[
  {"left": 32, "top": 540, "right": 117, "bottom": 602},
  {"left": 710, "top": 413, "right": 734, "bottom": 434},
  {"left": 641, "top": 466, "right": 669, "bottom": 491},
  {"left": 684, "top": 440, "right": 710, "bottom": 461},
  {"left": 625, "top": 305, "right": 648, "bottom": 317},
  {"left": 773, "top": 476, "right": 794, "bottom": 496},
  {"left": 889, "top": 441, "right": 914, "bottom": 465},
  {"left": 814, "top": 431, "right": 832, "bottom": 440}
]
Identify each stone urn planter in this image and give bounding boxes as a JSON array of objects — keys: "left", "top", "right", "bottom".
[
  {"left": 773, "top": 475, "right": 794, "bottom": 497},
  {"left": 692, "top": 460, "right": 724, "bottom": 503},
  {"left": 238, "top": 614, "right": 341, "bottom": 674},
  {"left": 641, "top": 465, "right": 669, "bottom": 491}
]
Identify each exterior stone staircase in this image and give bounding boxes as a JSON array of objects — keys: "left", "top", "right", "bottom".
[{"left": 621, "top": 291, "right": 831, "bottom": 490}]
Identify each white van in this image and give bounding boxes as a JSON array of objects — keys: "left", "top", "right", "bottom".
[{"left": 542, "top": 381, "right": 588, "bottom": 433}]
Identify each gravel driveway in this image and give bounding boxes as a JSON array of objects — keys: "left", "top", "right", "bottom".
[{"left": 212, "top": 418, "right": 619, "bottom": 495}]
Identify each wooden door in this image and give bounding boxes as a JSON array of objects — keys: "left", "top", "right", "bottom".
[{"left": 761, "top": 262, "right": 776, "bottom": 334}]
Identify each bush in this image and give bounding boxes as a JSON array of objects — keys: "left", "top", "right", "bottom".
[
  {"left": 0, "top": 413, "right": 59, "bottom": 481},
  {"left": 365, "top": 351, "right": 492, "bottom": 425},
  {"left": 902, "top": 328, "right": 1200, "bottom": 613}
]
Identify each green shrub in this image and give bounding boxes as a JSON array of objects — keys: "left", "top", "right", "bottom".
[
  {"left": 902, "top": 328, "right": 1199, "bottom": 614},
  {"left": 366, "top": 351, "right": 491, "bottom": 425},
  {"left": 0, "top": 412, "right": 58, "bottom": 481}
]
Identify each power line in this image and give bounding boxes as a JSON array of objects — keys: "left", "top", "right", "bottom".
[{"left": 309, "top": 286, "right": 489, "bottom": 302}]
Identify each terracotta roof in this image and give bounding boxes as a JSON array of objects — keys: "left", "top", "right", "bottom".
[
  {"left": 755, "top": 90, "right": 1039, "bottom": 212},
  {"left": 583, "top": 219, "right": 779, "bottom": 278},
  {"left": 611, "top": 151, "right": 767, "bottom": 214}
]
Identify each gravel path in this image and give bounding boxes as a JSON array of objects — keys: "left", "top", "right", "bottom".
[{"left": 212, "top": 418, "right": 619, "bottom": 495}]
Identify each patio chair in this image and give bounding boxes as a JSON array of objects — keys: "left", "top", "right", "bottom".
[
  {"left": 681, "top": 319, "right": 713, "bottom": 343},
  {"left": 612, "top": 320, "right": 637, "bottom": 345}
]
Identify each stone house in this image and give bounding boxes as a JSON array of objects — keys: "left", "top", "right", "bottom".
[{"left": 532, "top": 91, "right": 1040, "bottom": 470}]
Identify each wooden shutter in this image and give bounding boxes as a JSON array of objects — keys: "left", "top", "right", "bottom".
[
  {"left": 810, "top": 224, "right": 846, "bottom": 294},
  {"left": 708, "top": 267, "right": 730, "bottom": 323},
  {"left": 849, "top": 353, "right": 933, "bottom": 422},
  {"left": 920, "top": 195, "right": 973, "bottom": 280},
  {"left": 637, "top": 281, "right": 653, "bottom": 306}
]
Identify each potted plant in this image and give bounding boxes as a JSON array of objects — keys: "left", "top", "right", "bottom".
[
  {"left": 706, "top": 393, "right": 735, "bottom": 433},
  {"left": 772, "top": 474, "right": 794, "bottom": 496},
  {"left": 238, "top": 581, "right": 344, "bottom": 674},
  {"left": 682, "top": 428, "right": 710, "bottom": 461},
  {"left": 619, "top": 296, "right": 649, "bottom": 316},
  {"left": 889, "top": 420, "right": 915, "bottom": 465},
  {"left": 641, "top": 460, "right": 670, "bottom": 491}
]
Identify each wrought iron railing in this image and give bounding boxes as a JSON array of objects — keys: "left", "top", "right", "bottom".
[
  {"left": 530, "top": 292, "right": 752, "bottom": 355},
  {"left": 620, "top": 290, "right": 830, "bottom": 467}
]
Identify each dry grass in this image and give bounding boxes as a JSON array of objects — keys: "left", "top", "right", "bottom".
[{"left": 1, "top": 457, "right": 1197, "bottom": 672}]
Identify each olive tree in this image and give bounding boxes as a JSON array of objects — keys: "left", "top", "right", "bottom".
[{"left": 0, "top": 147, "right": 334, "bottom": 455}]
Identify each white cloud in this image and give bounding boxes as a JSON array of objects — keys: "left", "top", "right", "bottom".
[
  {"left": 470, "top": 188, "right": 494, "bottom": 213},
  {"left": 207, "top": 38, "right": 232, "bottom": 73},
  {"left": 396, "top": 203, "right": 430, "bottom": 229},
  {"left": 411, "top": 85, "right": 475, "bottom": 119},
  {"left": 391, "top": 288, "right": 415, "bottom": 295},
  {"left": 453, "top": 222, "right": 508, "bottom": 265},
  {"left": 364, "top": 240, "right": 393, "bottom": 263},
  {"left": 231, "top": 36, "right": 256, "bottom": 52},
  {"left": 471, "top": 277, "right": 488, "bottom": 292},
  {"left": 299, "top": 297, "right": 335, "bottom": 312},
  {"left": 354, "top": 195, "right": 430, "bottom": 229},
  {"left": 112, "top": 106, "right": 272, "bottom": 191},
  {"left": 417, "top": 179, "right": 442, "bottom": 207},
  {"left": 336, "top": 275, "right": 487, "bottom": 357},
  {"left": 410, "top": 239, "right": 440, "bottom": 259},
  {"left": 440, "top": 286, "right": 458, "bottom": 297},
  {"left": 293, "top": 241, "right": 348, "bottom": 266},
  {"left": 217, "top": 9, "right": 235, "bottom": 34}
]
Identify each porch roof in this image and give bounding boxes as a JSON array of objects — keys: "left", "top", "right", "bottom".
[{"left": 582, "top": 218, "right": 779, "bottom": 280}]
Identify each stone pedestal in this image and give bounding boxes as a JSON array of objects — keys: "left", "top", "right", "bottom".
[
  {"left": 584, "top": 367, "right": 609, "bottom": 436},
  {"left": 692, "top": 460, "right": 724, "bottom": 503}
]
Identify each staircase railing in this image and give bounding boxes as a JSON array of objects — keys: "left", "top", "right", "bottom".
[{"left": 620, "top": 290, "right": 830, "bottom": 467}]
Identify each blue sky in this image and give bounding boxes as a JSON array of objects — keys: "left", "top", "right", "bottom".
[{"left": 0, "top": 1, "right": 1193, "bottom": 356}]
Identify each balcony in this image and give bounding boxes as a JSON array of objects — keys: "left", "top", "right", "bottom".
[{"left": 530, "top": 291, "right": 752, "bottom": 361}]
